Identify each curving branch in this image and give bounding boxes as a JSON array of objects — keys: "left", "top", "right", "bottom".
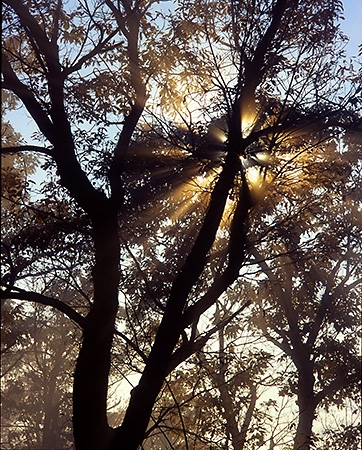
[
  {"left": 1, "top": 287, "right": 85, "bottom": 328},
  {"left": 0, "top": 286, "right": 148, "bottom": 363},
  {"left": 2, "top": 52, "right": 56, "bottom": 143}
]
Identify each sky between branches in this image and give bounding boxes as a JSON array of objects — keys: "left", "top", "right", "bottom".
[{"left": 4, "top": 0, "right": 362, "bottom": 149}]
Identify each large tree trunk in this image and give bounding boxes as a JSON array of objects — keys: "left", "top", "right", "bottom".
[
  {"left": 293, "top": 404, "right": 315, "bottom": 450},
  {"left": 293, "top": 365, "right": 316, "bottom": 450},
  {"left": 73, "top": 216, "right": 120, "bottom": 450}
]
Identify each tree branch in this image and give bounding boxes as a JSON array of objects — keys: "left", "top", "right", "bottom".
[
  {"left": 167, "top": 300, "right": 251, "bottom": 374},
  {"left": 63, "top": 27, "right": 123, "bottom": 76},
  {"left": 2, "top": 53, "right": 56, "bottom": 143},
  {"left": 314, "top": 372, "right": 361, "bottom": 406},
  {"left": 306, "top": 259, "right": 359, "bottom": 348},
  {"left": 1, "top": 145, "right": 53, "bottom": 156},
  {"left": 4, "top": 0, "right": 60, "bottom": 71},
  {"left": 0, "top": 287, "right": 149, "bottom": 364},
  {"left": 114, "top": 328, "right": 148, "bottom": 363},
  {"left": 107, "top": 0, "right": 147, "bottom": 208},
  {"left": 1, "top": 287, "right": 85, "bottom": 328}
]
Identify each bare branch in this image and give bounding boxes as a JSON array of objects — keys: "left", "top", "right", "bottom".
[
  {"left": 114, "top": 329, "right": 148, "bottom": 363},
  {"left": 168, "top": 300, "right": 251, "bottom": 374},
  {"left": 1, "top": 145, "right": 53, "bottom": 156},
  {"left": 1, "top": 287, "right": 85, "bottom": 328},
  {"left": 63, "top": 27, "right": 123, "bottom": 76}
]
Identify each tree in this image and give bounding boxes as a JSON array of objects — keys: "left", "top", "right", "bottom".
[
  {"left": 1, "top": 307, "right": 77, "bottom": 449},
  {"left": 1, "top": 90, "right": 22, "bottom": 147},
  {"left": 243, "top": 132, "right": 362, "bottom": 450},
  {"left": 1, "top": 0, "right": 360, "bottom": 449}
]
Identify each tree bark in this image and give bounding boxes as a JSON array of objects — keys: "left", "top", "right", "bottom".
[
  {"left": 293, "top": 360, "right": 317, "bottom": 450},
  {"left": 73, "top": 216, "right": 120, "bottom": 450},
  {"left": 293, "top": 404, "right": 315, "bottom": 450}
]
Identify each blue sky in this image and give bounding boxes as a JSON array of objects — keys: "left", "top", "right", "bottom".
[{"left": 341, "top": 0, "right": 362, "bottom": 55}]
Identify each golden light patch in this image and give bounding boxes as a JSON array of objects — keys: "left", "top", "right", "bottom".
[{"left": 241, "top": 112, "right": 257, "bottom": 137}]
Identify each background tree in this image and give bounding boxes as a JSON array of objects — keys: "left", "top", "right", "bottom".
[
  {"left": 243, "top": 131, "right": 362, "bottom": 450},
  {"left": 1, "top": 0, "right": 361, "bottom": 449},
  {"left": 1, "top": 307, "right": 77, "bottom": 449}
]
